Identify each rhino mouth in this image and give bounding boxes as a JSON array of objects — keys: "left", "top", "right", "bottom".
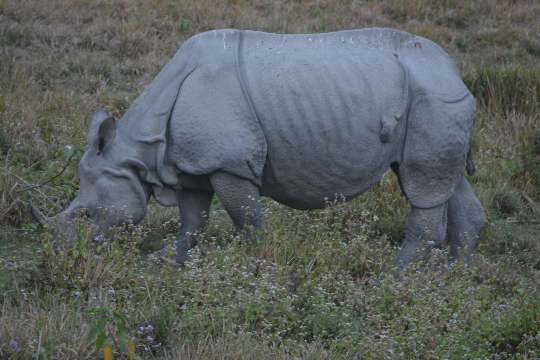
[{"left": 29, "top": 197, "right": 137, "bottom": 243}]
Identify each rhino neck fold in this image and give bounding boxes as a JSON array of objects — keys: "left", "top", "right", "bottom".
[
  {"left": 112, "top": 39, "right": 202, "bottom": 206},
  {"left": 115, "top": 130, "right": 179, "bottom": 207}
]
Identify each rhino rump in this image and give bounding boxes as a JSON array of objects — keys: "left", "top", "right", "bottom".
[{"left": 398, "top": 92, "right": 476, "bottom": 209}]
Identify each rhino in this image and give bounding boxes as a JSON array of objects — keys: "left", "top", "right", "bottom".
[{"left": 31, "top": 28, "right": 486, "bottom": 269}]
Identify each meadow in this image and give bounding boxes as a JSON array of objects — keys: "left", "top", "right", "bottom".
[{"left": 1, "top": 0, "right": 539, "bottom": 358}]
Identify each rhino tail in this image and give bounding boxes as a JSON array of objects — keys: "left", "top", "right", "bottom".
[
  {"left": 466, "top": 147, "right": 476, "bottom": 176},
  {"left": 380, "top": 115, "right": 399, "bottom": 143}
]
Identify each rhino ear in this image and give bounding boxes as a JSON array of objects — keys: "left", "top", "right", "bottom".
[{"left": 88, "top": 110, "right": 116, "bottom": 153}]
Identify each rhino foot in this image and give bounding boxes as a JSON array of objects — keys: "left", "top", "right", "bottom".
[{"left": 148, "top": 243, "right": 184, "bottom": 266}]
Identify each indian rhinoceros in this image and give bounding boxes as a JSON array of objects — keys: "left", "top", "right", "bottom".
[{"left": 32, "top": 28, "right": 486, "bottom": 270}]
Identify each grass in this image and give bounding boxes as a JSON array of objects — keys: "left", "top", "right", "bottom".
[
  {"left": 465, "top": 66, "right": 540, "bottom": 115},
  {"left": 1, "top": 0, "right": 539, "bottom": 358}
]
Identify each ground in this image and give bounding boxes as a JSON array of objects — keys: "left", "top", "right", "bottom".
[{"left": 0, "top": 0, "right": 539, "bottom": 359}]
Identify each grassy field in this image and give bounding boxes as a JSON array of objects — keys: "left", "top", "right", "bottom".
[{"left": 1, "top": 0, "right": 540, "bottom": 358}]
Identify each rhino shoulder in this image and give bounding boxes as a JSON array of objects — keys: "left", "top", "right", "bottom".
[{"left": 168, "top": 31, "right": 267, "bottom": 186}]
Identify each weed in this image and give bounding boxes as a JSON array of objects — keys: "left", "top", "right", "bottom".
[
  {"left": 518, "top": 131, "right": 540, "bottom": 198},
  {"left": 491, "top": 186, "right": 523, "bottom": 217},
  {"left": 86, "top": 307, "right": 135, "bottom": 357}
]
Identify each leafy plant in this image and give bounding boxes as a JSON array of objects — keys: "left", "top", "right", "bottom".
[{"left": 86, "top": 307, "right": 135, "bottom": 359}]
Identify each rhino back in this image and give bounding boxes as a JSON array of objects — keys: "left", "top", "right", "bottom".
[{"left": 240, "top": 30, "right": 407, "bottom": 208}]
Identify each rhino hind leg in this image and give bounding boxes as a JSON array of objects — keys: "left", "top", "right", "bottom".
[
  {"left": 396, "top": 203, "right": 448, "bottom": 271},
  {"left": 173, "top": 187, "right": 214, "bottom": 264},
  {"left": 398, "top": 93, "right": 476, "bottom": 209},
  {"left": 210, "top": 171, "right": 262, "bottom": 241},
  {"left": 446, "top": 176, "right": 486, "bottom": 263}
]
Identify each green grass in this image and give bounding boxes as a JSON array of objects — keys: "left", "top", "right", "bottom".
[{"left": 1, "top": 0, "right": 540, "bottom": 358}]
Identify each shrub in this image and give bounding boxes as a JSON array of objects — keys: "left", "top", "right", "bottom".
[{"left": 490, "top": 186, "right": 523, "bottom": 217}]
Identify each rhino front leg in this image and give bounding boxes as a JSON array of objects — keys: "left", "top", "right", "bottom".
[
  {"left": 174, "top": 187, "right": 214, "bottom": 264},
  {"left": 396, "top": 203, "right": 447, "bottom": 271},
  {"left": 210, "top": 171, "right": 262, "bottom": 241}
]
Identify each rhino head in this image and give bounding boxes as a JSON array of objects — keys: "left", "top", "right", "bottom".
[{"left": 31, "top": 111, "right": 151, "bottom": 241}]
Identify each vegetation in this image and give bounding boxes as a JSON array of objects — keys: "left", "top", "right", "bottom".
[{"left": 1, "top": 0, "right": 539, "bottom": 358}]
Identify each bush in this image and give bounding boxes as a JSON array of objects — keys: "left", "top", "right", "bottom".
[{"left": 491, "top": 186, "right": 522, "bottom": 217}]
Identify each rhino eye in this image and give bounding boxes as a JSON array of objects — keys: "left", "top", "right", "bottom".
[{"left": 97, "top": 138, "right": 105, "bottom": 154}]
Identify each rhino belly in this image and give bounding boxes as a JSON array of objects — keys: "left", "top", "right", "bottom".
[
  {"left": 258, "top": 111, "right": 389, "bottom": 209},
  {"left": 240, "top": 33, "right": 405, "bottom": 209},
  {"left": 260, "top": 150, "right": 388, "bottom": 209}
]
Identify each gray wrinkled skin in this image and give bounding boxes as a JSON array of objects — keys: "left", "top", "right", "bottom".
[{"left": 48, "top": 28, "right": 486, "bottom": 270}]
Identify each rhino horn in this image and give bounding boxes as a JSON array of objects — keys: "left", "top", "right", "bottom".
[
  {"left": 29, "top": 197, "right": 82, "bottom": 242},
  {"left": 28, "top": 197, "right": 50, "bottom": 226}
]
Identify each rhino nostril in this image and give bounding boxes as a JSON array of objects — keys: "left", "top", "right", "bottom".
[{"left": 77, "top": 208, "right": 91, "bottom": 219}]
